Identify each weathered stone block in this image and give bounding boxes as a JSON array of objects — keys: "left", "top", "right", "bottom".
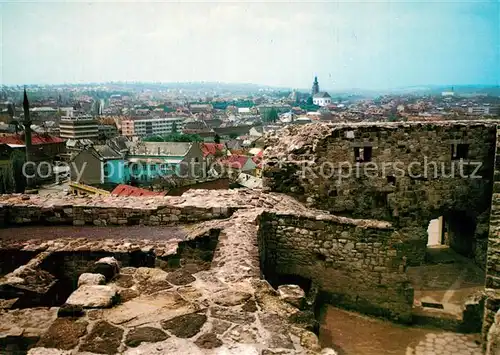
[
  {"left": 77, "top": 273, "right": 106, "bottom": 287},
  {"left": 65, "top": 285, "right": 118, "bottom": 308},
  {"left": 94, "top": 257, "right": 120, "bottom": 281}
]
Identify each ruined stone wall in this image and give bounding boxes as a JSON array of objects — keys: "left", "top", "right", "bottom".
[
  {"left": 264, "top": 122, "right": 496, "bottom": 266},
  {"left": 484, "top": 127, "right": 500, "bottom": 347},
  {"left": 0, "top": 203, "right": 233, "bottom": 227},
  {"left": 258, "top": 212, "right": 414, "bottom": 323},
  {"left": 0, "top": 189, "right": 307, "bottom": 229}
]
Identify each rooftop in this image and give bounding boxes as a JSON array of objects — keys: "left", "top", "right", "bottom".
[
  {"left": 130, "top": 142, "right": 194, "bottom": 157},
  {"left": 313, "top": 92, "right": 331, "bottom": 99},
  {"left": 111, "top": 184, "right": 167, "bottom": 197},
  {"left": 0, "top": 133, "right": 65, "bottom": 145}
]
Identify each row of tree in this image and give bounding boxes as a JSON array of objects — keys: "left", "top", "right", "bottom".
[{"left": 143, "top": 133, "right": 203, "bottom": 143}]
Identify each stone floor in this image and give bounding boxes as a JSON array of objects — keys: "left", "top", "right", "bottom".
[
  {"left": 406, "top": 333, "right": 482, "bottom": 355},
  {"left": 407, "top": 247, "right": 485, "bottom": 318},
  {"left": 320, "top": 306, "right": 482, "bottom": 355},
  {"left": 0, "top": 210, "right": 333, "bottom": 354}
]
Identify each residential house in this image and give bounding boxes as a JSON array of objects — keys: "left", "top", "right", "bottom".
[
  {"left": 252, "top": 150, "right": 263, "bottom": 177},
  {"left": 218, "top": 155, "right": 257, "bottom": 177},
  {"left": 201, "top": 143, "right": 226, "bottom": 165},
  {"left": 204, "top": 119, "right": 223, "bottom": 129},
  {"left": 0, "top": 132, "right": 66, "bottom": 162},
  {"left": 66, "top": 139, "right": 94, "bottom": 153},
  {"left": 225, "top": 139, "right": 244, "bottom": 151},
  {"left": 107, "top": 136, "right": 133, "bottom": 155},
  {"left": 128, "top": 142, "right": 204, "bottom": 182},
  {"left": 249, "top": 126, "right": 264, "bottom": 138},
  {"left": 70, "top": 145, "right": 127, "bottom": 185},
  {"left": 214, "top": 124, "right": 258, "bottom": 139},
  {"left": 182, "top": 119, "right": 215, "bottom": 139}
]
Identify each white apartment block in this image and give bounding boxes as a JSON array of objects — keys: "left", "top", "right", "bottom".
[
  {"left": 121, "top": 117, "right": 186, "bottom": 138},
  {"left": 59, "top": 116, "right": 99, "bottom": 139},
  {"left": 468, "top": 106, "right": 500, "bottom": 116}
]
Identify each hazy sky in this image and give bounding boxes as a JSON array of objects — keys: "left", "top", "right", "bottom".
[{"left": 1, "top": 0, "right": 499, "bottom": 90}]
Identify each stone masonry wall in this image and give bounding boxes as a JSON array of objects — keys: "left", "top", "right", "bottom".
[
  {"left": 484, "top": 127, "right": 500, "bottom": 349},
  {"left": 0, "top": 189, "right": 312, "bottom": 229},
  {"left": 264, "top": 121, "right": 496, "bottom": 267},
  {"left": 2, "top": 204, "right": 232, "bottom": 227},
  {"left": 258, "top": 211, "right": 414, "bottom": 323}
]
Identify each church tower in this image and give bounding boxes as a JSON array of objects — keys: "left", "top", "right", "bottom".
[{"left": 311, "top": 76, "right": 319, "bottom": 96}]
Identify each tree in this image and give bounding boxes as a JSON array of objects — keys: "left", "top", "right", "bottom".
[
  {"left": 229, "top": 133, "right": 238, "bottom": 139},
  {"left": 7, "top": 104, "right": 15, "bottom": 119},
  {"left": 214, "top": 134, "right": 221, "bottom": 144},
  {"left": 387, "top": 113, "right": 399, "bottom": 122},
  {"left": 171, "top": 122, "right": 178, "bottom": 134},
  {"left": 264, "top": 108, "right": 278, "bottom": 123},
  {"left": 306, "top": 97, "right": 313, "bottom": 105},
  {"left": 143, "top": 133, "right": 203, "bottom": 143}
]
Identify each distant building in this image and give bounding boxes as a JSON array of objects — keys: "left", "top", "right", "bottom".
[
  {"left": 468, "top": 106, "right": 500, "bottom": 116},
  {"left": 313, "top": 92, "right": 332, "bottom": 107},
  {"left": 238, "top": 107, "right": 251, "bottom": 114},
  {"left": 0, "top": 133, "right": 66, "bottom": 161},
  {"left": 59, "top": 116, "right": 99, "bottom": 140},
  {"left": 60, "top": 107, "right": 74, "bottom": 117},
  {"left": 219, "top": 155, "right": 257, "bottom": 176},
  {"left": 70, "top": 144, "right": 126, "bottom": 185},
  {"left": 121, "top": 117, "right": 185, "bottom": 138},
  {"left": 201, "top": 142, "right": 226, "bottom": 166},
  {"left": 30, "top": 107, "right": 58, "bottom": 121},
  {"left": 98, "top": 124, "right": 118, "bottom": 139},
  {"left": 441, "top": 91, "right": 455, "bottom": 97},
  {"left": 128, "top": 142, "right": 204, "bottom": 181},
  {"left": 312, "top": 76, "right": 319, "bottom": 96},
  {"left": 190, "top": 104, "right": 213, "bottom": 114}
]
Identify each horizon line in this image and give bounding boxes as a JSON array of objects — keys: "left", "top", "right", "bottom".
[{"left": 2, "top": 81, "right": 500, "bottom": 93}]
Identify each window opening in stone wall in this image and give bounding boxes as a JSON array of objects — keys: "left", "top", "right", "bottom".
[
  {"left": 328, "top": 188, "right": 338, "bottom": 197},
  {"left": 354, "top": 146, "right": 372, "bottom": 163},
  {"left": 315, "top": 252, "right": 327, "bottom": 261},
  {"left": 373, "top": 192, "right": 388, "bottom": 208},
  {"left": 451, "top": 143, "right": 469, "bottom": 160}
]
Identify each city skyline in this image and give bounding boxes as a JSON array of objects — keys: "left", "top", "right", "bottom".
[{"left": 1, "top": 0, "right": 499, "bottom": 90}]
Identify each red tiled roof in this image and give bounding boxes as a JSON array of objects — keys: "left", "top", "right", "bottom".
[
  {"left": 252, "top": 153, "right": 263, "bottom": 168},
  {"left": 201, "top": 143, "right": 225, "bottom": 157},
  {"left": 220, "top": 155, "right": 250, "bottom": 169},
  {"left": 111, "top": 184, "right": 166, "bottom": 197},
  {"left": 0, "top": 133, "right": 65, "bottom": 145}
]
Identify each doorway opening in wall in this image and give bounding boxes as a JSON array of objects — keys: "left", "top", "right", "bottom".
[
  {"left": 426, "top": 216, "right": 447, "bottom": 248},
  {"left": 407, "top": 212, "right": 485, "bottom": 331}
]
